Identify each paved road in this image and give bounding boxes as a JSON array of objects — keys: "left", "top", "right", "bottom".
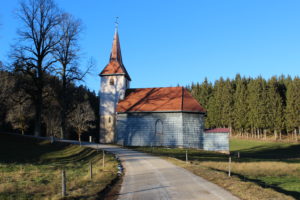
[
  {"left": 5, "top": 134, "right": 239, "bottom": 199},
  {"left": 79, "top": 142, "right": 240, "bottom": 200}
]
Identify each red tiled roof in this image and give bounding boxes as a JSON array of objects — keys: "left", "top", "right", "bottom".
[
  {"left": 117, "top": 87, "right": 206, "bottom": 113},
  {"left": 204, "top": 128, "right": 230, "bottom": 133},
  {"left": 100, "top": 60, "right": 126, "bottom": 74},
  {"left": 100, "top": 29, "right": 131, "bottom": 80}
]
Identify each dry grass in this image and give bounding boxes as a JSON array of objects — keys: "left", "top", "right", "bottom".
[
  {"left": 201, "top": 161, "right": 300, "bottom": 177},
  {"left": 131, "top": 138, "right": 300, "bottom": 200},
  {"left": 0, "top": 134, "right": 118, "bottom": 200},
  {"left": 166, "top": 158, "right": 295, "bottom": 200}
]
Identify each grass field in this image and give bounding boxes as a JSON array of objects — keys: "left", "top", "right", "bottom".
[
  {"left": 0, "top": 133, "right": 118, "bottom": 200},
  {"left": 131, "top": 139, "right": 300, "bottom": 200}
]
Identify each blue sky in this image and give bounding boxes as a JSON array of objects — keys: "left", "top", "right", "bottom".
[{"left": 1, "top": 0, "right": 300, "bottom": 92}]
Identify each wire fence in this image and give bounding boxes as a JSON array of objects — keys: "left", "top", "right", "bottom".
[{"left": 0, "top": 151, "right": 123, "bottom": 199}]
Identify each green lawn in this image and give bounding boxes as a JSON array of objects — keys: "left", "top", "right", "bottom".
[
  {"left": 0, "top": 133, "right": 118, "bottom": 200},
  {"left": 131, "top": 139, "right": 300, "bottom": 200}
]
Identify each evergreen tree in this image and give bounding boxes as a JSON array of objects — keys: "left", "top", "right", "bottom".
[
  {"left": 285, "top": 77, "right": 300, "bottom": 139},
  {"left": 267, "top": 77, "right": 284, "bottom": 140},
  {"left": 206, "top": 78, "right": 225, "bottom": 128},
  {"left": 247, "top": 77, "right": 268, "bottom": 138},
  {"left": 233, "top": 75, "right": 249, "bottom": 135},
  {"left": 220, "top": 78, "right": 234, "bottom": 129}
]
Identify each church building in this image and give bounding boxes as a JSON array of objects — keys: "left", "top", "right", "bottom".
[{"left": 99, "top": 27, "right": 229, "bottom": 150}]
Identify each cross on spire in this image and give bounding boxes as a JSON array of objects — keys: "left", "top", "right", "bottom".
[{"left": 115, "top": 17, "right": 119, "bottom": 30}]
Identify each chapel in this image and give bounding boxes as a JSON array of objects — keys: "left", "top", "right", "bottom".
[{"left": 99, "top": 27, "right": 228, "bottom": 150}]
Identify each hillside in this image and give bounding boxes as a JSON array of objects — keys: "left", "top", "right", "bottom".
[{"left": 0, "top": 133, "right": 118, "bottom": 200}]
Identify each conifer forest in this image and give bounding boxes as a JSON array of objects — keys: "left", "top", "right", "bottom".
[{"left": 188, "top": 75, "right": 300, "bottom": 140}]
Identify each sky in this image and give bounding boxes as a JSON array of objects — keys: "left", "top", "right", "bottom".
[{"left": 1, "top": 0, "right": 300, "bottom": 92}]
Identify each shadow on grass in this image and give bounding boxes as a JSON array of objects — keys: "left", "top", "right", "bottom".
[
  {"left": 129, "top": 146, "right": 229, "bottom": 162},
  {"left": 130, "top": 143, "right": 300, "bottom": 163},
  {"left": 235, "top": 144, "right": 300, "bottom": 163},
  {"left": 0, "top": 133, "right": 98, "bottom": 166},
  {"left": 210, "top": 168, "right": 300, "bottom": 200}
]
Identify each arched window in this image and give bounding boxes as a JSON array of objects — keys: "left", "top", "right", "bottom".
[
  {"left": 155, "top": 119, "right": 163, "bottom": 146},
  {"left": 109, "top": 78, "right": 114, "bottom": 85},
  {"left": 155, "top": 119, "right": 163, "bottom": 135}
]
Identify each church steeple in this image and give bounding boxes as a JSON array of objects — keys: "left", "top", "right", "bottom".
[
  {"left": 99, "top": 21, "right": 131, "bottom": 144},
  {"left": 100, "top": 23, "right": 131, "bottom": 81},
  {"left": 110, "top": 28, "right": 123, "bottom": 64}
]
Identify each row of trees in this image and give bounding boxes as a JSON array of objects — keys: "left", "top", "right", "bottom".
[
  {"left": 0, "top": 71, "right": 99, "bottom": 139},
  {"left": 0, "top": 0, "right": 98, "bottom": 140},
  {"left": 0, "top": 70, "right": 98, "bottom": 141},
  {"left": 188, "top": 75, "right": 300, "bottom": 140}
]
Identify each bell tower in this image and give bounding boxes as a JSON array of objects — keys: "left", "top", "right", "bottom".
[{"left": 99, "top": 24, "right": 131, "bottom": 143}]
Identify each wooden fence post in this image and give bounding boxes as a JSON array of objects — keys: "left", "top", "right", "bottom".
[
  {"left": 62, "top": 169, "right": 66, "bottom": 197},
  {"left": 90, "top": 161, "right": 93, "bottom": 180},
  {"left": 228, "top": 157, "right": 231, "bottom": 177},
  {"left": 185, "top": 150, "right": 188, "bottom": 164},
  {"left": 102, "top": 150, "right": 105, "bottom": 168}
]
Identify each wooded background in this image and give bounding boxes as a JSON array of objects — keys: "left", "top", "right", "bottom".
[{"left": 188, "top": 75, "right": 300, "bottom": 139}]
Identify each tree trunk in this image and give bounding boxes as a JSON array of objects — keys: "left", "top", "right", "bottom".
[
  {"left": 34, "top": 93, "right": 42, "bottom": 137},
  {"left": 21, "top": 129, "right": 24, "bottom": 135},
  {"left": 78, "top": 134, "right": 81, "bottom": 142},
  {"left": 274, "top": 130, "right": 277, "bottom": 140},
  {"left": 60, "top": 110, "right": 66, "bottom": 139},
  {"left": 294, "top": 129, "right": 298, "bottom": 142},
  {"left": 60, "top": 65, "right": 67, "bottom": 139},
  {"left": 279, "top": 131, "right": 282, "bottom": 140},
  {"left": 34, "top": 65, "right": 44, "bottom": 137}
]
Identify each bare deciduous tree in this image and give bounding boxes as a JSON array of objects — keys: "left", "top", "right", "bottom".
[
  {"left": 11, "top": 0, "right": 62, "bottom": 136},
  {"left": 52, "top": 13, "right": 85, "bottom": 139},
  {"left": 0, "top": 69, "right": 13, "bottom": 127},
  {"left": 69, "top": 101, "right": 95, "bottom": 142},
  {"left": 6, "top": 90, "right": 33, "bottom": 135},
  {"left": 43, "top": 105, "right": 61, "bottom": 138}
]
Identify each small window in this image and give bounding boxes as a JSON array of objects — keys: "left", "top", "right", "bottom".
[
  {"left": 109, "top": 78, "right": 114, "bottom": 85},
  {"left": 108, "top": 117, "right": 111, "bottom": 123}
]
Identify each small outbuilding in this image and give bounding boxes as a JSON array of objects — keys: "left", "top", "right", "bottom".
[{"left": 203, "top": 128, "right": 230, "bottom": 152}]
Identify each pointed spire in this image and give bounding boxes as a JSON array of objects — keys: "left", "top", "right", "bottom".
[
  {"left": 109, "top": 17, "right": 123, "bottom": 64},
  {"left": 100, "top": 19, "right": 131, "bottom": 81}
]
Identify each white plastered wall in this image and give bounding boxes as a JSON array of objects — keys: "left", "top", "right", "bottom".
[{"left": 99, "top": 75, "right": 129, "bottom": 143}]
